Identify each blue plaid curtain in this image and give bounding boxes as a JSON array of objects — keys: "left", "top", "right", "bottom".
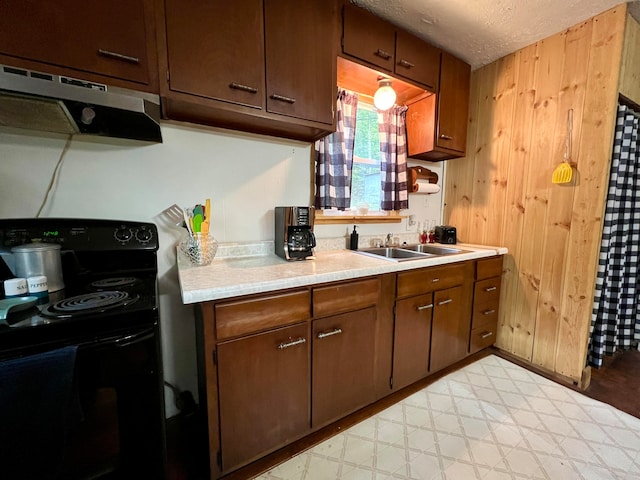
[
  {"left": 589, "top": 103, "right": 640, "bottom": 367},
  {"left": 378, "top": 105, "right": 409, "bottom": 211},
  {"left": 314, "top": 89, "right": 358, "bottom": 210}
]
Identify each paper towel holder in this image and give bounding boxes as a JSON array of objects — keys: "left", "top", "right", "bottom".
[{"left": 409, "top": 166, "right": 439, "bottom": 194}]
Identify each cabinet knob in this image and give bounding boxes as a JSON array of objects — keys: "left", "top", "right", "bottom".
[
  {"left": 485, "top": 286, "right": 498, "bottom": 292},
  {"left": 481, "top": 331, "right": 494, "bottom": 339},
  {"left": 97, "top": 48, "right": 140, "bottom": 64},
  {"left": 437, "top": 298, "right": 453, "bottom": 306},
  {"left": 375, "top": 49, "right": 392, "bottom": 60},
  {"left": 230, "top": 82, "right": 259, "bottom": 94},
  {"left": 398, "top": 59, "right": 415, "bottom": 68},
  {"left": 270, "top": 94, "right": 296, "bottom": 104},
  {"left": 317, "top": 328, "right": 343, "bottom": 339},
  {"left": 277, "top": 337, "right": 306, "bottom": 350},
  {"left": 439, "top": 134, "right": 454, "bottom": 140},
  {"left": 416, "top": 303, "right": 433, "bottom": 311}
]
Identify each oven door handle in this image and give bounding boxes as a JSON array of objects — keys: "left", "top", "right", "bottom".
[{"left": 113, "top": 329, "right": 155, "bottom": 348}]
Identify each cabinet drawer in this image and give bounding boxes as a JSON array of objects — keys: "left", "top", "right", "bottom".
[
  {"left": 472, "top": 278, "right": 500, "bottom": 329},
  {"left": 470, "top": 323, "right": 498, "bottom": 354},
  {"left": 215, "top": 290, "right": 310, "bottom": 339},
  {"left": 476, "top": 256, "right": 503, "bottom": 280},
  {"left": 313, "top": 278, "right": 380, "bottom": 317},
  {"left": 397, "top": 262, "right": 471, "bottom": 298}
]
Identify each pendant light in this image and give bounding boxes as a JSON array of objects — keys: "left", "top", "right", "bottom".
[{"left": 373, "top": 76, "right": 396, "bottom": 111}]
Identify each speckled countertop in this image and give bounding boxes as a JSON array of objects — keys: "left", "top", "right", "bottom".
[{"left": 177, "top": 242, "right": 508, "bottom": 304}]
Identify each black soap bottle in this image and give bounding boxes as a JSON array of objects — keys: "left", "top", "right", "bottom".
[{"left": 349, "top": 225, "right": 359, "bottom": 250}]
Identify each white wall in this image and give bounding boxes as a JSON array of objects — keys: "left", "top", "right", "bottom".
[{"left": 0, "top": 121, "right": 443, "bottom": 416}]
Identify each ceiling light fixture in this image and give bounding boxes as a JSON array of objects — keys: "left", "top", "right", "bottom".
[{"left": 373, "top": 77, "right": 396, "bottom": 111}]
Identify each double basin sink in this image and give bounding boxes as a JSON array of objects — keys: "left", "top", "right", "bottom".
[{"left": 355, "top": 244, "right": 468, "bottom": 262}]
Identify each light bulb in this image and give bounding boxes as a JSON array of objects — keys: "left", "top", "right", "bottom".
[{"left": 373, "top": 79, "right": 396, "bottom": 111}]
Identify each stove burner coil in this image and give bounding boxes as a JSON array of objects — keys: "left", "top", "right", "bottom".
[
  {"left": 90, "top": 277, "right": 140, "bottom": 290},
  {"left": 43, "top": 291, "right": 138, "bottom": 318}
]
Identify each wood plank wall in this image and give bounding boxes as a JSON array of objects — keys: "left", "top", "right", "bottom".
[
  {"left": 444, "top": 5, "right": 629, "bottom": 385},
  {"left": 620, "top": 14, "right": 640, "bottom": 102}
]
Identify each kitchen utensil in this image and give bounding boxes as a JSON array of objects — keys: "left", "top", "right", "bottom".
[
  {"left": 10, "top": 243, "right": 64, "bottom": 292},
  {"left": 160, "top": 204, "right": 185, "bottom": 228},
  {"left": 552, "top": 109, "right": 574, "bottom": 184},
  {"left": 182, "top": 208, "right": 193, "bottom": 236},
  {"left": 0, "top": 296, "right": 38, "bottom": 323}
]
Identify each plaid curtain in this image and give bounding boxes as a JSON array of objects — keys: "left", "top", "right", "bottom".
[
  {"left": 378, "top": 105, "right": 409, "bottom": 211},
  {"left": 314, "top": 89, "right": 358, "bottom": 210},
  {"left": 589, "top": 103, "right": 640, "bottom": 367}
]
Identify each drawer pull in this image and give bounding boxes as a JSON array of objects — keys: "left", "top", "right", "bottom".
[
  {"left": 270, "top": 93, "right": 296, "bottom": 104},
  {"left": 438, "top": 299, "right": 453, "bottom": 306},
  {"left": 97, "top": 48, "right": 140, "bottom": 64},
  {"left": 277, "top": 337, "right": 306, "bottom": 350},
  {"left": 417, "top": 303, "right": 434, "bottom": 311},
  {"left": 398, "top": 59, "right": 415, "bottom": 68},
  {"left": 317, "top": 328, "right": 342, "bottom": 339},
  {"left": 483, "top": 309, "right": 496, "bottom": 315},
  {"left": 432, "top": 278, "right": 440, "bottom": 283},
  {"left": 485, "top": 286, "right": 498, "bottom": 292},
  {"left": 481, "top": 331, "right": 494, "bottom": 339},
  {"left": 440, "top": 134, "right": 454, "bottom": 140},
  {"left": 375, "top": 48, "right": 392, "bottom": 60},
  {"left": 230, "top": 82, "right": 258, "bottom": 94}
]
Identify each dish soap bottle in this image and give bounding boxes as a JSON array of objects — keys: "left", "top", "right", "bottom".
[{"left": 349, "top": 225, "right": 359, "bottom": 250}]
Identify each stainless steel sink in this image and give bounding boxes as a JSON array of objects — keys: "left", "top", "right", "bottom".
[
  {"left": 355, "top": 247, "right": 433, "bottom": 262},
  {"left": 355, "top": 244, "right": 468, "bottom": 262},
  {"left": 401, "top": 244, "right": 467, "bottom": 255}
]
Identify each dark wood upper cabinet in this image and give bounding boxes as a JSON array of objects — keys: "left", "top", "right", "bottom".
[
  {"left": 342, "top": 3, "right": 396, "bottom": 73},
  {"left": 406, "top": 51, "right": 471, "bottom": 160},
  {"left": 341, "top": 3, "right": 440, "bottom": 92},
  {"left": 159, "top": 0, "right": 338, "bottom": 142},
  {"left": 164, "top": 0, "right": 264, "bottom": 109},
  {"left": 0, "top": 0, "right": 157, "bottom": 91},
  {"left": 395, "top": 30, "right": 441, "bottom": 91}
]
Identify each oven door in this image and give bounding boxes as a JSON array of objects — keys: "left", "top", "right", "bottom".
[{"left": 60, "top": 326, "right": 167, "bottom": 480}]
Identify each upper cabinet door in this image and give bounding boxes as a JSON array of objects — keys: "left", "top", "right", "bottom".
[
  {"left": 342, "top": 3, "right": 395, "bottom": 72},
  {"left": 436, "top": 52, "right": 471, "bottom": 153},
  {"left": 395, "top": 30, "right": 441, "bottom": 91},
  {"left": 0, "top": 0, "right": 152, "bottom": 85},
  {"left": 164, "top": 0, "right": 265, "bottom": 108},
  {"left": 265, "top": 0, "right": 337, "bottom": 124}
]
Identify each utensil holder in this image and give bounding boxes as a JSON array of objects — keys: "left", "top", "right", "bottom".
[{"left": 179, "top": 234, "right": 218, "bottom": 266}]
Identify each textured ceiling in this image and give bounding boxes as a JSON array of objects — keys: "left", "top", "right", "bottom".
[{"left": 354, "top": 0, "right": 640, "bottom": 70}]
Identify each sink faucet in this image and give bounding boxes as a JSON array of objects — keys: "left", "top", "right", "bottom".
[{"left": 384, "top": 233, "right": 393, "bottom": 247}]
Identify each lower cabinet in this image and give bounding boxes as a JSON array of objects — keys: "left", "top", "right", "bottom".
[
  {"left": 392, "top": 293, "right": 433, "bottom": 390},
  {"left": 312, "top": 306, "right": 377, "bottom": 427},
  {"left": 217, "top": 322, "right": 310, "bottom": 469},
  {"left": 196, "top": 258, "right": 501, "bottom": 477}
]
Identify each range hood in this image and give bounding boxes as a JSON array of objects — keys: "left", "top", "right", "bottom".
[{"left": 0, "top": 64, "right": 162, "bottom": 143}]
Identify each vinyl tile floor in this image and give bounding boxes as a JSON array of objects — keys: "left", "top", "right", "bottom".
[{"left": 254, "top": 355, "right": 640, "bottom": 480}]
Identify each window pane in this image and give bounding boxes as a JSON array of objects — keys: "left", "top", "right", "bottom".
[{"left": 352, "top": 104, "right": 381, "bottom": 210}]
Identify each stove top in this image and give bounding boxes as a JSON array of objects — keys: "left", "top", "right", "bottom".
[{"left": 0, "top": 218, "right": 160, "bottom": 354}]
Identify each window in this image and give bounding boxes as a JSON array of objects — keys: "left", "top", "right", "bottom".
[{"left": 351, "top": 103, "right": 381, "bottom": 211}]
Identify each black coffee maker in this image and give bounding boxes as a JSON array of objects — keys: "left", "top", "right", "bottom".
[{"left": 275, "top": 206, "right": 316, "bottom": 261}]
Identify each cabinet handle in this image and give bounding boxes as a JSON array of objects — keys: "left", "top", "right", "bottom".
[
  {"left": 438, "top": 298, "right": 453, "bottom": 306},
  {"left": 230, "top": 82, "right": 258, "bottom": 94},
  {"left": 277, "top": 337, "right": 306, "bottom": 350},
  {"left": 431, "top": 278, "right": 440, "bottom": 283},
  {"left": 270, "top": 94, "right": 296, "bottom": 104},
  {"left": 481, "top": 331, "right": 494, "bottom": 339},
  {"left": 398, "top": 59, "right": 415, "bottom": 68},
  {"left": 97, "top": 48, "right": 140, "bottom": 64},
  {"left": 483, "top": 309, "right": 496, "bottom": 315},
  {"left": 417, "top": 303, "right": 433, "bottom": 311},
  {"left": 485, "top": 286, "right": 497, "bottom": 292},
  {"left": 317, "top": 328, "right": 342, "bottom": 339},
  {"left": 375, "top": 49, "right": 392, "bottom": 60},
  {"left": 439, "top": 134, "right": 454, "bottom": 140}
]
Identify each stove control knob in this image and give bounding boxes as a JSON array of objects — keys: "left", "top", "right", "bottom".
[
  {"left": 136, "top": 228, "right": 153, "bottom": 243},
  {"left": 114, "top": 227, "right": 133, "bottom": 243}
]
